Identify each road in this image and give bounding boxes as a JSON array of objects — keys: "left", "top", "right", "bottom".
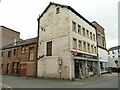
[{"left": 2, "top": 73, "right": 119, "bottom": 88}]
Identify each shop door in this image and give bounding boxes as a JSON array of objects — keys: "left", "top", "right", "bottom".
[
  {"left": 20, "top": 64, "right": 27, "bottom": 76},
  {"left": 75, "top": 60, "right": 80, "bottom": 78}
]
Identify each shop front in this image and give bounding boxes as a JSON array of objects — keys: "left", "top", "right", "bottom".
[{"left": 74, "top": 53, "right": 98, "bottom": 79}]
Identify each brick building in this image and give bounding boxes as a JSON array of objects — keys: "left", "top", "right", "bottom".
[{"left": 2, "top": 37, "right": 37, "bottom": 77}]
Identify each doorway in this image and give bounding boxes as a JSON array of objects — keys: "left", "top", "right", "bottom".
[{"left": 75, "top": 60, "right": 80, "bottom": 78}]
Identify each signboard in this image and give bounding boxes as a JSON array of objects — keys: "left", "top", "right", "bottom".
[{"left": 73, "top": 51, "right": 78, "bottom": 56}]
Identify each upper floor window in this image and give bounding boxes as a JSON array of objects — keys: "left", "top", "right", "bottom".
[
  {"left": 90, "top": 32, "right": 92, "bottom": 40},
  {"left": 83, "top": 42, "right": 86, "bottom": 52},
  {"left": 78, "top": 24, "right": 81, "bottom": 35},
  {"left": 78, "top": 40, "right": 82, "bottom": 50},
  {"left": 13, "top": 49, "right": 17, "bottom": 56},
  {"left": 86, "top": 30, "right": 89, "bottom": 38},
  {"left": 91, "top": 45, "right": 93, "bottom": 54},
  {"left": 82, "top": 27, "right": 85, "bottom": 36},
  {"left": 26, "top": 47, "right": 29, "bottom": 53},
  {"left": 46, "top": 41, "right": 52, "bottom": 56},
  {"left": 56, "top": 7, "right": 60, "bottom": 14},
  {"left": 94, "top": 46, "right": 96, "bottom": 54},
  {"left": 97, "top": 34, "right": 101, "bottom": 45},
  {"left": 8, "top": 51, "right": 11, "bottom": 57},
  {"left": 73, "top": 38, "right": 77, "bottom": 49},
  {"left": 21, "top": 46, "right": 25, "bottom": 54},
  {"left": 102, "top": 37, "right": 105, "bottom": 47},
  {"left": 93, "top": 34, "right": 95, "bottom": 41},
  {"left": 29, "top": 47, "right": 34, "bottom": 61},
  {"left": 72, "top": 21, "right": 76, "bottom": 32},
  {"left": 112, "top": 50, "right": 115, "bottom": 54},
  {"left": 87, "top": 43, "right": 90, "bottom": 53},
  {"left": 1, "top": 52, "right": 4, "bottom": 57}
]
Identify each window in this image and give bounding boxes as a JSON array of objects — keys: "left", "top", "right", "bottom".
[
  {"left": 13, "top": 49, "right": 17, "bottom": 55},
  {"left": 72, "top": 21, "right": 76, "bottom": 32},
  {"left": 94, "top": 46, "right": 96, "bottom": 54},
  {"left": 90, "top": 32, "right": 92, "bottom": 40},
  {"left": 118, "top": 49, "right": 120, "bottom": 53},
  {"left": 87, "top": 43, "right": 90, "bottom": 53},
  {"left": 46, "top": 41, "right": 52, "bottom": 56},
  {"left": 8, "top": 51, "right": 11, "bottom": 57},
  {"left": 26, "top": 47, "right": 29, "bottom": 53},
  {"left": 98, "top": 34, "right": 101, "bottom": 45},
  {"left": 21, "top": 46, "right": 25, "bottom": 54},
  {"left": 29, "top": 47, "right": 34, "bottom": 60},
  {"left": 91, "top": 45, "right": 93, "bottom": 53},
  {"left": 102, "top": 37, "right": 105, "bottom": 47},
  {"left": 82, "top": 27, "right": 85, "bottom": 36},
  {"left": 78, "top": 24, "right": 81, "bottom": 35},
  {"left": 86, "top": 30, "right": 89, "bottom": 38},
  {"left": 73, "top": 38, "right": 77, "bottom": 49},
  {"left": 78, "top": 40, "right": 82, "bottom": 50},
  {"left": 1, "top": 52, "right": 4, "bottom": 57},
  {"left": 112, "top": 50, "right": 115, "bottom": 54},
  {"left": 56, "top": 7, "right": 60, "bottom": 14},
  {"left": 83, "top": 42, "right": 86, "bottom": 52},
  {"left": 93, "top": 34, "right": 95, "bottom": 41}
]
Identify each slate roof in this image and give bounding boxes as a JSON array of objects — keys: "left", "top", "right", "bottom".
[
  {"left": 108, "top": 45, "right": 120, "bottom": 51},
  {"left": 37, "top": 2, "right": 96, "bottom": 29},
  {"left": 2, "top": 37, "right": 37, "bottom": 49}
]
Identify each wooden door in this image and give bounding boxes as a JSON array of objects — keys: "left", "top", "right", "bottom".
[{"left": 20, "top": 64, "right": 27, "bottom": 76}]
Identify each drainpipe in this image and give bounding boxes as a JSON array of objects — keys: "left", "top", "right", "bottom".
[{"left": 35, "top": 17, "right": 40, "bottom": 78}]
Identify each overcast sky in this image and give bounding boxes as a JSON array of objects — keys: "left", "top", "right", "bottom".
[{"left": 0, "top": 0, "right": 119, "bottom": 49}]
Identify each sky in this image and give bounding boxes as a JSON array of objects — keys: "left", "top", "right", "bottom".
[{"left": 0, "top": 0, "right": 119, "bottom": 49}]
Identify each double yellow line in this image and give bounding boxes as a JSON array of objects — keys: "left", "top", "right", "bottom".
[{"left": 2, "top": 83, "right": 12, "bottom": 90}]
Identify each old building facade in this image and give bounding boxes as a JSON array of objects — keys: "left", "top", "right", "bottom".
[
  {"left": 2, "top": 37, "right": 37, "bottom": 77},
  {"left": 37, "top": 2, "right": 99, "bottom": 80},
  {"left": 108, "top": 46, "right": 120, "bottom": 72},
  {"left": 0, "top": 26, "right": 20, "bottom": 73},
  {"left": 92, "top": 21, "right": 108, "bottom": 74}
]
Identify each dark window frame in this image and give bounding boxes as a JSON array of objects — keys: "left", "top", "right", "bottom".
[{"left": 46, "top": 41, "right": 52, "bottom": 56}]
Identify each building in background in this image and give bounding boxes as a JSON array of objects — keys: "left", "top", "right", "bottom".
[
  {"left": 108, "top": 46, "right": 120, "bottom": 72},
  {"left": 37, "top": 2, "right": 99, "bottom": 80},
  {"left": 92, "top": 21, "right": 108, "bottom": 74},
  {"left": 2, "top": 37, "right": 37, "bottom": 77},
  {"left": 0, "top": 26, "right": 21, "bottom": 72}
]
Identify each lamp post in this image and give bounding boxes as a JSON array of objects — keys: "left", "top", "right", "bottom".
[{"left": 115, "top": 60, "right": 119, "bottom": 76}]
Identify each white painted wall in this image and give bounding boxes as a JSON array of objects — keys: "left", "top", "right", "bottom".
[{"left": 98, "top": 47, "right": 108, "bottom": 62}]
